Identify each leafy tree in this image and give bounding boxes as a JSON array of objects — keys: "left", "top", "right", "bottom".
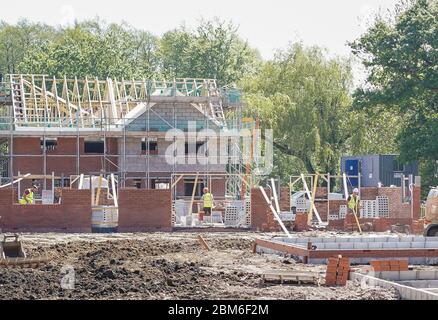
[
  {"left": 160, "top": 19, "right": 260, "bottom": 85},
  {"left": 347, "top": 106, "right": 402, "bottom": 155},
  {"left": 0, "top": 19, "right": 55, "bottom": 76},
  {"left": 350, "top": 0, "right": 438, "bottom": 163},
  {"left": 242, "top": 43, "right": 354, "bottom": 178},
  {"left": 19, "top": 20, "right": 160, "bottom": 79}
]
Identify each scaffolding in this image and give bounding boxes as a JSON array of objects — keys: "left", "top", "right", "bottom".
[{"left": 0, "top": 74, "right": 253, "bottom": 197}]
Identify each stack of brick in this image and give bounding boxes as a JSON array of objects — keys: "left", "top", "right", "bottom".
[
  {"left": 325, "top": 256, "right": 350, "bottom": 286},
  {"left": 369, "top": 260, "right": 409, "bottom": 272}
]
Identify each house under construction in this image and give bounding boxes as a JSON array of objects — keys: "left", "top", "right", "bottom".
[{"left": 0, "top": 74, "right": 254, "bottom": 199}]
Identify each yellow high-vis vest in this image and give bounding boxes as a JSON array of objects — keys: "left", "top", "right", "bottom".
[
  {"left": 203, "top": 193, "right": 213, "bottom": 208},
  {"left": 19, "top": 189, "right": 34, "bottom": 204},
  {"left": 348, "top": 195, "right": 360, "bottom": 212}
]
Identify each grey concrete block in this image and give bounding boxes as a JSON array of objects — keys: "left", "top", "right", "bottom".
[
  {"left": 411, "top": 242, "right": 426, "bottom": 248},
  {"left": 324, "top": 243, "right": 340, "bottom": 249},
  {"left": 353, "top": 242, "right": 369, "bottom": 249},
  {"left": 409, "top": 257, "right": 427, "bottom": 264},
  {"left": 380, "top": 271, "right": 401, "bottom": 281},
  {"left": 339, "top": 242, "right": 354, "bottom": 249},
  {"left": 418, "top": 270, "right": 438, "bottom": 280},
  {"left": 312, "top": 243, "right": 324, "bottom": 249},
  {"left": 425, "top": 242, "right": 438, "bottom": 248},
  {"left": 368, "top": 242, "right": 383, "bottom": 249},
  {"left": 382, "top": 242, "right": 399, "bottom": 248},
  {"left": 399, "top": 271, "right": 416, "bottom": 281}
]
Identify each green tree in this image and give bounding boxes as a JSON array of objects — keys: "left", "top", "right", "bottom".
[
  {"left": 19, "top": 20, "right": 160, "bottom": 79},
  {"left": 243, "top": 43, "right": 354, "bottom": 178},
  {"left": 350, "top": 0, "right": 438, "bottom": 163},
  {"left": 0, "top": 19, "right": 55, "bottom": 75},
  {"left": 160, "top": 19, "right": 260, "bottom": 85}
]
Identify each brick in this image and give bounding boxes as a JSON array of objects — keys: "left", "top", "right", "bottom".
[
  {"left": 118, "top": 189, "right": 172, "bottom": 232},
  {"left": 0, "top": 188, "right": 91, "bottom": 232}
]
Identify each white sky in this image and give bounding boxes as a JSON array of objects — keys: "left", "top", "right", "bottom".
[{"left": 2, "top": 0, "right": 398, "bottom": 60}]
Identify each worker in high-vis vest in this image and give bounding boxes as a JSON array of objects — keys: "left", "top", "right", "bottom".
[
  {"left": 348, "top": 188, "right": 360, "bottom": 215},
  {"left": 19, "top": 185, "right": 38, "bottom": 204},
  {"left": 200, "top": 187, "right": 214, "bottom": 221}
]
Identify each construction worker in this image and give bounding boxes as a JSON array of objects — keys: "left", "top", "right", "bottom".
[
  {"left": 200, "top": 187, "right": 213, "bottom": 221},
  {"left": 348, "top": 188, "right": 360, "bottom": 215},
  {"left": 19, "top": 185, "right": 38, "bottom": 204}
]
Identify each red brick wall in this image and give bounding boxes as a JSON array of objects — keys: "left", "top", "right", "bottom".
[
  {"left": 377, "top": 187, "right": 411, "bottom": 219},
  {"left": 210, "top": 178, "right": 226, "bottom": 198},
  {"left": 361, "top": 187, "right": 378, "bottom": 200},
  {"left": 12, "top": 137, "right": 118, "bottom": 176},
  {"left": 315, "top": 187, "right": 328, "bottom": 198},
  {"left": 412, "top": 186, "right": 421, "bottom": 220},
  {"left": 294, "top": 213, "right": 308, "bottom": 231},
  {"left": 0, "top": 188, "right": 91, "bottom": 232},
  {"left": 279, "top": 187, "right": 290, "bottom": 211},
  {"left": 118, "top": 189, "right": 172, "bottom": 232},
  {"left": 250, "top": 188, "right": 278, "bottom": 232}
]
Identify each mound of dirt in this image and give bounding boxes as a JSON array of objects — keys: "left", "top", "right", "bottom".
[{"left": 0, "top": 233, "right": 400, "bottom": 300}]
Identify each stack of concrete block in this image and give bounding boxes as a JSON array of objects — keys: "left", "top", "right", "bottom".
[
  {"left": 360, "top": 200, "right": 378, "bottom": 218},
  {"left": 376, "top": 196, "right": 389, "bottom": 218},
  {"left": 245, "top": 200, "right": 251, "bottom": 227}
]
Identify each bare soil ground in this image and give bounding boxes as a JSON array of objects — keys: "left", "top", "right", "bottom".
[{"left": 0, "top": 232, "right": 400, "bottom": 300}]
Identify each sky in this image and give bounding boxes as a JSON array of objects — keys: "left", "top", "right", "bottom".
[{"left": 2, "top": 0, "right": 399, "bottom": 60}]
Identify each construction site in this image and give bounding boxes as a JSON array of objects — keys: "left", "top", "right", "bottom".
[{"left": 0, "top": 72, "right": 437, "bottom": 301}]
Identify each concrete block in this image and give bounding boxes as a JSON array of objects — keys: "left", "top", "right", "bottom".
[
  {"left": 382, "top": 242, "right": 399, "bottom": 248},
  {"left": 426, "top": 236, "right": 438, "bottom": 242},
  {"left": 400, "top": 236, "right": 415, "bottom": 242},
  {"left": 418, "top": 270, "right": 438, "bottom": 280},
  {"left": 339, "top": 242, "right": 354, "bottom": 249},
  {"left": 399, "top": 271, "right": 417, "bottom": 281},
  {"left": 324, "top": 243, "right": 340, "bottom": 249},
  {"left": 409, "top": 257, "right": 427, "bottom": 265},
  {"left": 426, "top": 258, "right": 438, "bottom": 265},
  {"left": 322, "top": 237, "right": 337, "bottom": 243},
  {"left": 425, "top": 242, "right": 438, "bottom": 248},
  {"left": 368, "top": 242, "right": 383, "bottom": 249},
  {"left": 380, "top": 271, "right": 401, "bottom": 281},
  {"left": 308, "top": 258, "right": 325, "bottom": 264},
  {"left": 353, "top": 242, "right": 369, "bottom": 249},
  {"left": 335, "top": 237, "right": 350, "bottom": 243},
  {"left": 309, "top": 237, "right": 323, "bottom": 243},
  {"left": 411, "top": 242, "right": 425, "bottom": 248},
  {"left": 413, "top": 236, "right": 426, "bottom": 242},
  {"left": 396, "top": 242, "right": 411, "bottom": 249},
  {"left": 312, "top": 243, "right": 324, "bottom": 249}
]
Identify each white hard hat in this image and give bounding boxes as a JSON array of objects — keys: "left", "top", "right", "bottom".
[{"left": 353, "top": 188, "right": 359, "bottom": 193}]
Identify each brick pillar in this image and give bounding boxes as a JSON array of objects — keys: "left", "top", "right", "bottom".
[
  {"left": 251, "top": 188, "right": 273, "bottom": 232},
  {"left": 412, "top": 186, "right": 421, "bottom": 220}
]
